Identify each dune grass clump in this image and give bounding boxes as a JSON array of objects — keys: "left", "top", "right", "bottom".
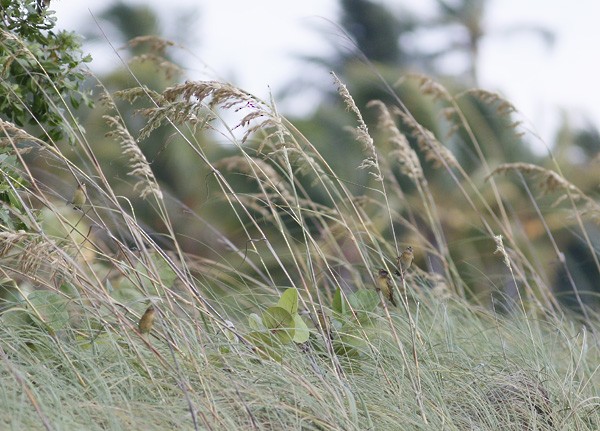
[{"left": 2, "top": 21, "right": 600, "bottom": 429}]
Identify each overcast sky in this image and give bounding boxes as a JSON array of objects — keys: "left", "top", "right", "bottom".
[{"left": 52, "top": 0, "right": 600, "bottom": 146}]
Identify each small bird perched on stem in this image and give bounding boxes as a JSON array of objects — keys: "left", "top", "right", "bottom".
[
  {"left": 70, "top": 183, "right": 87, "bottom": 210},
  {"left": 395, "top": 246, "right": 414, "bottom": 279},
  {"left": 138, "top": 304, "right": 156, "bottom": 336},
  {"left": 376, "top": 269, "right": 397, "bottom": 307}
]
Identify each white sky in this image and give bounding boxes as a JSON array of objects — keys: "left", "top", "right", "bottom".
[{"left": 52, "top": 0, "right": 600, "bottom": 145}]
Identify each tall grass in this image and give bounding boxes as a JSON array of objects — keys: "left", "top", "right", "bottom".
[{"left": 1, "top": 38, "right": 600, "bottom": 430}]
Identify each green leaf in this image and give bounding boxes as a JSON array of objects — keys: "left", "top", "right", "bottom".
[
  {"left": 277, "top": 288, "right": 298, "bottom": 314},
  {"left": 261, "top": 306, "right": 294, "bottom": 344},
  {"left": 262, "top": 306, "right": 292, "bottom": 330},
  {"left": 332, "top": 288, "right": 347, "bottom": 315},
  {"left": 1, "top": 306, "right": 33, "bottom": 327},
  {"left": 334, "top": 332, "right": 366, "bottom": 358},
  {"left": 347, "top": 290, "right": 379, "bottom": 312},
  {"left": 248, "top": 313, "right": 265, "bottom": 331},
  {"left": 246, "top": 330, "right": 273, "bottom": 347},
  {"left": 246, "top": 331, "right": 283, "bottom": 362},
  {"left": 345, "top": 290, "right": 380, "bottom": 326},
  {"left": 151, "top": 258, "right": 177, "bottom": 287},
  {"left": 292, "top": 314, "right": 309, "bottom": 343}
]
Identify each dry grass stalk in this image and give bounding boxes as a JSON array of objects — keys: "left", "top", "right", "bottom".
[
  {"left": 127, "top": 35, "right": 175, "bottom": 53},
  {"left": 489, "top": 163, "right": 571, "bottom": 195},
  {"left": 460, "top": 89, "right": 517, "bottom": 117},
  {"left": 488, "top": 163, "right": 600, "bottom": 222},
  {"left": 331, "top": 73, "right": 374, "bottom": 154},
  {"left": 130, "top": 54, "right": 182, "bottom": 80},
  {"left": 0, "top": 119, "right": 44, "bottom": 148},
  {"left": 392, "top": 106, "right": 459, "bottom": 171},
  {"left": 126, "top": 37, "right": 182, "bottom": 79},
  {"left": 0, "top": 233, "right": 79, "bottom": 289},
  {"left": 164, "top": 81, "right": 273, "bottom": 142},
  {"left": 493, "top": 234, "right": 511, "bottom": 269},
  {"left": 330, "top": 73, "right": 382, "bottom": 181},
  {"left": 459, "top": 89, "right": 523, "bottom": 133},
  {"left": 368, "top": 100, "right": 423, "bottom": 182},
  {"left": 102, "top": 96, "right": 163, "bottom": 200},
  {"left": 130, "top": 80, "right": 292, "bottom": 148},
  {"left": 0, "top": 231, "right": 30, "bottom": 258},
  {"left": 412, "top": 74, "right": 452, "bottom": 102}
]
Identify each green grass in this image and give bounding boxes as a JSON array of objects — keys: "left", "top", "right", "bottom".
[{"left": 1, "top": 291, "right": 599, "bottom": 430}]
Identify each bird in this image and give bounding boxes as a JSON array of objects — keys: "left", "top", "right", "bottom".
[
  {"left": 376, "top": 269, "right": 397, "bottom": 307},
  {"left": 70, "top": 183, "right": 87, "bottom": 210},
  {"left": 395, "top": 246, "right": 414, "bottom": 279},
  {"left": 138, "top": 304, "right": 156, "bottom": 335}
]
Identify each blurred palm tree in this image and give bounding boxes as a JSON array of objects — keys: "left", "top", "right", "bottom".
[
  {"left": 423, "top": 0, "right": 555, "bottom": 85},
  {"left": 338, "top": 0, "right": 415, "bottom": 67},
  {"left": 99, "top": 2, "right": 160, "bottom": 48}
]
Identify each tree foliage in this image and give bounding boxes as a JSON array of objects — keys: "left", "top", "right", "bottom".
[{"left": 0, "top": 0, "right": 92, "bottom": 143}]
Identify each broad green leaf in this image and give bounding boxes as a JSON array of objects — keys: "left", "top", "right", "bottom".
[
  {"left": 348, "top": 289, "right": 379, "bottom": 312},
  {"left": 333, "top": 332, "right": 366, "bottom": 358},
  {"left": 0, "top": 306, "right": 32, "bottom": 327},
  {"left": 277, "top": 288, "right": 298, "bottom": 314},
  {"left": 261, "top": 306, "right": 294, "bottom": 344},
  {"left": 292, "top": 314, "right": 309, "bottom": 343},
  {"left": 248, "top": 313, "right": 265, "bottom": 331},
  {"left": 354, "top": 310, "right": 377, "bottom": 327},
  {"left": 262, "top": 306, "right": 292, "bottom": 330},
  {"left": 246, "top": 331, "right": 274, "bottom": 347},
  {"left": 143, "top": 258, "right": 177, "bottom": 290},
  {"left": 246, "top": 331, "right": 283, "bottom": 362},
  {"left": 333, "top": 340, "right": 359, "bottom": 358},
  {"left": 332, "top": 288, "right": 347, "bottom": 315}
]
